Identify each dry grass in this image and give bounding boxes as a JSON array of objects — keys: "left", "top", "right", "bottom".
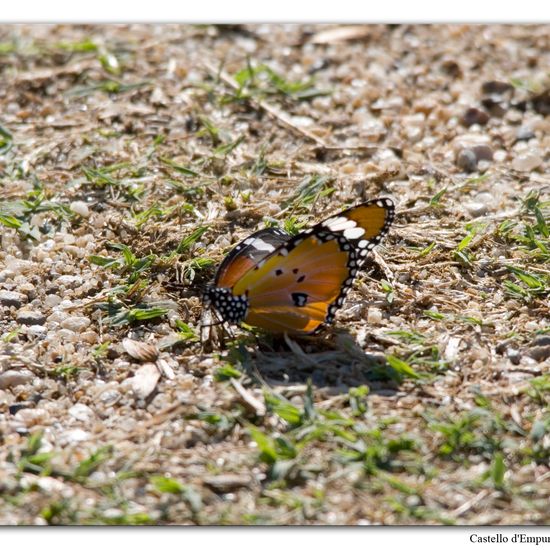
[{"left": 0, "top": 24, "right": 549, "bottom": 525}]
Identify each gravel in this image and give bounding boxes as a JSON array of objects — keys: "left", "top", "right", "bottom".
[
  {"left": 0, "top": 22, "right": 548, "bottom": 527},
  {"left": 0, "top": 290, "right": 28, "bottom": 308},
  {"left": 0, "top": 370, "right": 34, "bottom": 390},
  {"left": 512, "top": 152, "right": 543, "bottom": 171},
  {"left": 69, "top": 201, "right": 91, "bottom": 218},
  {"left": 15, "top": 310, "right": 47, "bottom": 326},
  {"left": 456, "top": 148, "right": 478, "bottom": 172}
]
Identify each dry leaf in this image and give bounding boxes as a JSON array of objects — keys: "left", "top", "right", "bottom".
[
  {"left": 131, "top": 363, "right": 161, "bottom": 400},
  {"left": 123, "top": 338, "right": 159, "bottom": 362}
]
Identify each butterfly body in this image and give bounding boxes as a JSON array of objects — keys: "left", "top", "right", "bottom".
[{"left": 203, "top": 198, "right": 394, "bottom": 334}]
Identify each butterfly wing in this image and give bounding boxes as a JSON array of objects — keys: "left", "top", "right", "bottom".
[
  {"left": 214, "top": 227, "right": 291, "bottom": 288},
  {"left": 232, "top": 198, "right": 395, "bottom": 334},
  {"left": 319, "top": 198, "right": 395, "bottom": 266}
]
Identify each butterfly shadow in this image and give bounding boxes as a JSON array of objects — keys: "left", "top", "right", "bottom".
[{"left": 218, "top": 327, "right": 402, "bottom": 397}]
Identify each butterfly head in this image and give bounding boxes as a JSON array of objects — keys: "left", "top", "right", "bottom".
[{"left": 202, "top": 286, "right": 249, "bottom": 324}]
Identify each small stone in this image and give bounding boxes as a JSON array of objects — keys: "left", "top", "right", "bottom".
[
  {"left": 527, "top": 346, "right": 550, "bottom": 362},
  {"left": 494, "top": 149, "right": 507, "bottom": 162},
  {"left": 26, "top": 325, "right": 47, "bottom": 337},
  {"left": 456, "top": 148, "right": 478, "bottom": 172},
  {"left": 465, "top": 202, "right": 489, "bottom": 217},
  {"left": 512, "top": 152, "right": 543, "bottom": 172},
  {"left": 531, "top": 335, "right": 550, "bottom": 347},
  {"left": 56, "top": 275, "right": 83, "bottom": 288},
  {"left": 481, "top": 81, "right": 514, "bottom": 95},
  {"left": 99, "top": 389, "right": 121, "bottom": 406},
  {"left": 367, "top": 308, "right": 383, "bottom": 325},
  {"left": 9, "top": 403, "right": 31, "bottom": 415},
  {"left": 61, "top": 316, "right": 91, "bottom": 332},
  {"left": 516, "top": 126, "right": 535, "bottom": 141},
  {"left": 481, "top": 97, "right": 507, "bottom": 117},
  {"left": 130, "top": 363, "right": 161, "bottom": 400},
  {"left": 69, "top": 403, "right": 95, "bottom": 422},
  {"left": 81, "top": 331, "right": 99, "bottom": 344},
  {"left": 0, "top": 290, "right": 27, "bottom": 308},
  {"left": 16, "top": 310, "right": 46, "bottom": 326},
  {"left": 461, "top": 108, "right": 489, "bottom": 127},
  {"left": 471, "top": 145, "right": 493, "bottom": 162},
  {"left": 532, "top": 89, "right": 550, "bottom": 116},
  {"left": 44, "top": 294, "right": 62, "bottom": 308},
  {"left": 506, "top": 348, "right": 521, "bottom": 365},
  {"left": 60, "top": 429, "right": 90, "bottom": 444},
  {"left": 14, "top": 408, "right": 47, "bottom": 426},
  {"left": 203, "top": 474, "right": 251, "bottom": 493},
  {"left": 495, "top": 338, "right": 515, "bottom": 355},
  {"left": 70, "top": 201, "right": 90, "bottom": 218},
  {"left": 0, "top": 369, "right": 33, "bottom": 390}
]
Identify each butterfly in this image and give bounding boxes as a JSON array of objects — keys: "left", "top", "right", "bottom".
[{"left": 202, "top": 198, "right": 395, "bottom": 335}]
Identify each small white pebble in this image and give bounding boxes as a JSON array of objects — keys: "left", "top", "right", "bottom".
[
  {"left": 70, "top": 201, "right": 90, "bottom": 218},
  {"left": 69, "top": 403, "right": 95, "bottom": 422},
  {"left": 367, "top": 307, "right": 383, "bottom": 325},
  {"left": 512, "top": 152, "right": 543, "bottom": 172},
  {"left": 61, "top": 316, "right": 91, "bottom": 332},
  {"left": 44, "top": 294, "right": 62, "bottom": 308}
]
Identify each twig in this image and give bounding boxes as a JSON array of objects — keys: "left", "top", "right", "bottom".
[
  {"left": 230, "top": 378, "right": 266, "bottom": 416},
  {"left": 450, "top": 489, "right": 490, "bottom": 518},
  {"left": 370, "top": 248, "right": 395, "bottom": 282}
]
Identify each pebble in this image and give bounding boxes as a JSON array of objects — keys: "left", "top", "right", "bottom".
[
  {"left": 506, "top": 348, "right": 521, "bottom": 365},
  {"left": 456, "top": 148, "right": 478, "bottom": 172},
  {"left": 494, "top": 149, "right": 507, "bottom": 162},
  {"left": 70, "top": 201, "right": 90, "bottom": 218},
  {"left": 527, "top": 335, "right": 550, "bottom": 362},
  {"left": 367, "top": 308, "right": 383, "bottom": 325},
  {"left": 16, "top": 310, "right": 46, "bottom": 326},
  {"left": 0, "top": 290, "right": 28, "bottom": 308},
  {"left": 56, "top": 275, "right": 83, "bottom": 288},
  {"left": 14, "top": 408, "right": 47, "bottom": 426},
  {"left": 516, "top": 126, "right": 535, "bottom": 141},
  {"left": 68, "top": 403, "right": 95, "bottom": 422},
  {"left": 99, "top": 389, "right": 122, "bottom": 406},
  {"left": 481, "top": 80, "right": 514, "bottom": 95},
  {"left": 52, "top": 330, "right": 76, "bottom": 345},
  {"left": 465, "top": 201, "right": 489, "bottom": 217},
  {"left": 475, "top": 192, "right": 495, "bottom": 205},
  {"left": 0, "top": 369, "right": 34, "bottom": 390},
  {"left": 203, "top": 474, "right": 251, "bottom": 493},
  {"left": 5, "top": 258, "right": 33, "bottom": 274},
  {"left": 531, "top": 335, "right": 550, "bottom": 347},
  {"left": 527, "top": 346, "right": 550, "bottom": 362},
  {"left": 81, "top": 330, "right": 99, "bottom": 344},
  {"left": 512, "top": 152, "right": 543, "bottom": 172},
  {"left": 61, "top": 316, "right": 91, "bottom": 332},
  {"left": 44, "top": 294, "right": 62, "bottom": 308},
  {"left": 0, "top": 269, "right": 16, "bottom": 282},
  {"left": 472, "top": 144, "right": 493, "bottom": 162},
  {"left": 60, "top": 429, "right": 90, "bottom": 444},
  {"left": 461, "top": 107, "right": 489, "bottom": 127},
  {"left": 26, "top": 325, "right": 47, "bottom": 337}
]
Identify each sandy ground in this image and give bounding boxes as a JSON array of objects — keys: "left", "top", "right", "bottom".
[{"left": 0, "top": 24, "right": 548, "bottom": 525}]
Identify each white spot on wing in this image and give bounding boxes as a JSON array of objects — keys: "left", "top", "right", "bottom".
[
  {"left": 343, "top": 227, "right": 366, "bottom": 239},
  {"left": 323, "top": 216, "right": 357, "bottom": 231},
  {"left": 251, "top": 239, "right": 275, "bottom": 252}
]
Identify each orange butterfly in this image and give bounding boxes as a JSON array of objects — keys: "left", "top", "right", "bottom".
[{"left": 203, "top": 198, "right": 395, "bottom": 334}]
